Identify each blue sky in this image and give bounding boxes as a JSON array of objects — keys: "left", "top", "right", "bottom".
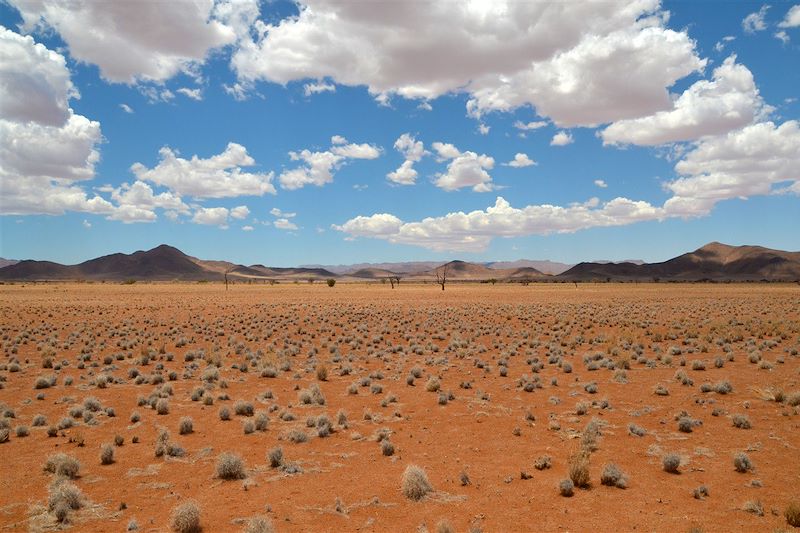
[{"left": 0, "top": 0, "right": 798, "bottom": 266}]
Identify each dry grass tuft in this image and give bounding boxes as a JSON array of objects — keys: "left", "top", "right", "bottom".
[{"left": 401, "top": 464, "right": 432, "bottom": 501}]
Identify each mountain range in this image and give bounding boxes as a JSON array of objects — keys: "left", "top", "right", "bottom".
[{"left": 0, "top": 242, "right": 797, "bottom": 282}]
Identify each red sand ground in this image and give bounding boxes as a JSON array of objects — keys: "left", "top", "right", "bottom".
[{"left": 0, "top": 283, "right": 798, "bottom": 532}]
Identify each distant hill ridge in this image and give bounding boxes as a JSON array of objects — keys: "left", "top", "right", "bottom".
[{"left": 0, "top": 242, "right": 797, "bottom": 282}]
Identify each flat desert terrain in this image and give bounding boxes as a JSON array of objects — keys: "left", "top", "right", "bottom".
[{"left": 1, "top": 283, "right": 799, "bottom": 532}]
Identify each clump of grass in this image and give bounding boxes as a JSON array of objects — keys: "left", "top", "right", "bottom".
[
  {"left": 785, "top": 501, "right": 800, "bottom": 527},
  {"left": 732, "top": 414, "right": 751, "bottom": 429},
  {"left": 244, "top": 515, "right": 275, "bottom": 533},
  {"left": 179, "top": 417, "right": 193, "bottom": 435},
  {"left": 219, "top": 406, "right": 231, "bottom": 421},
  {"left": 15, "top": 425, "right": 29, "bottom": 437},
  {"left": 628, "top": 423, "right": 646, "bottom": 437},
  {"left": 155, "top": 398, "right": 169, "bottom": 415},
  {"left": 436, "top": 519, "right": 454, "bottom": 533},
  {"left": 662, "top": 453, "right": 681, "bottom": 474},
  {"left": 559, "top": 479, "right": 574, "bottom": 497},
  {"left": 316, "top": 364, "right": 328, "bottom": 381},
  {"left": 568, "top": 450, "right": 590, "bottom": 488},
  {"left": 216, "top": 452, "right": 246, "bottom": 480},
  {"left": 381, "top": 439, "right": 395, "bottom": 456},
  {"left": 100, "top": 443, "right": 115, "bottom": 465},
  {"left": 48, "top": 479, "right": 83, "bottom": 522},
  {"left": 254, "top": 412, "right": 269, "bottom": 431},
  {"left": 742, "top": 500, "right": 764, "bottom": 516},
  {"left": 287, "top": 429, "right": 308, "bottom": 443},
  {"left": 733, "top": 452, "right": 753, "bottom": 473},
  {"left": 243, "top": 420, "right": 255, "bottom": 434},
  {"left": 600, "top": 463, "right": 627, "bottom": 488},
  {"left": 44, "top": 453, "right": 80, "bottom": 479},
  {"left": 267, "top": 447, "right": 283, "bottom": 468},
  {"left": 170, "top": 500, "right": 201, "bottom": 533},
  {"left": 678, "top": 416, "right": 694, "bottom": 433},
  {"left": 693, "top": 485, "right": 710, "bottom": 500},
  {"left": 534, "top": 455, "right": 552, "bottom": 470},
  {"left": 401, "top": 464, "right": 432, "bottom": 501},
  {"left": 234, "top": 400, "right": 254, "bottom": 416},
  {"left": 425, "top": 377, "right": 441, "bottom": 392}
]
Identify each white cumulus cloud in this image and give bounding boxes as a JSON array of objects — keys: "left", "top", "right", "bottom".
[
  {"left": 665, "top": 120, "right": 800, "bottom": 216},
  {"left": 0, "top": 27, "right": 109, "bottom": 217},
  {"left": 9, "top": 0, "right": 252, "bottom": 83},
  {"left": 131, "top": 142, "right": 276, "bottom": 199},
  {"left": 505, "top": 153, "right": 536, "bottom": 168},
  {"left": 387, "top": 133, "right": 426, "bottom": 185},
  {"left": 278, "top": 137, "right": 381, "bottom": 190},
  {"left": 550, "top": 131, "right": 574, "bottom": 146},
  {"left": 192, "top": 206, "right": 231, "bottom": 227},
  {"left": 231, "top": 1, "right": 705, "bottom": 127},
  {"left": 742, "top": 5, "right": 770, "bottom": 33},
  {"left": 602, "top": 56, "right": 767, "bottom": 146},
  {"left": 778, "top": 5, "right": 800, "bottom": 27},
  {"left": 431, "top": 142, "right": 495, "bottom": 192}
]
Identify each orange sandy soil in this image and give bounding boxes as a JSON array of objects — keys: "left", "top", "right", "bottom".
[{"left": 1, "top": 282, "right": 799, "bottom": 533}]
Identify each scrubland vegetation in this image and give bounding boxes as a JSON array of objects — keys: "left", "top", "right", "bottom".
[{"left": 0, "top": 282, "right": 798, "bottom": 531}]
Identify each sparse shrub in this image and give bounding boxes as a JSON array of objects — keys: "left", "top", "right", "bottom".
[
  {"left": 284, "top": 427, "right": 306, "bottom": 442},
  {"left": 234, "top": 400, "right": 254, "bottom": 416},
  {"left": 130, "top": 411, "right": 141, "bottom": 423},
  {"left": 732, "top": 414, "right": 751, "bottom": 429},
  {"left": 219, "top": 406, "right": 231, "bottom": 421},
  {"left": 734, "top": 452, "right": 753, "bottom": 473},
  {"left": 743, "top": 500, "right": 764, "bottom": 516},
  {"left": 244, "top": 515, "right": 275, "bottom": 533},
  {"left": 216, "top": 452, "right": 246, "bottom": 480},
  {"left": 15, "top": 425, "right": 28, "bottom": 437},
  {"left": 381, "top": 439, "right": 395, "bottom": 456},
  {"left": 693, "top": 485, "right": 710, "bottom": 500},
  {"left": 255, "top": 412, "right": 269, "bottom": 431},
  {"left": 268, "top": 447, "right": 283, "bottom": 468},
  {"left": 156, "top": 398, "right": 169, "bottom": 415},
  {"left": 316, "top": 364, "right": 328, "bottom": 381},
  {"left": 662, "top": 453, "right": 681, "bottom": 473},
  {"left": 426, "top": 377, "right": 441, "bottom": 392},
  {"left": 628, "top": 423, "right": 646, "bottom": 437},
  {"left": 100, "top": 443, "right": 115, "bottom": 464},
  {"left": 179, "top": 417, "right": 193, "bottom": 435},
  {"left": 600, "top": 463, "right": 627, "bottom": 488},
  {"left": 678, "top": 416, "right": 694, "bottom": 433},
  {"left": 436, "top": 519, "right": 454, "bottom": 533},
  {"left": 44, "top": 453, "right": 80, "bottom": 479},
  {"left": 48, "top": 479, "right": 83, "bottom": 520},
  {"left": 568, "top": 450, "right": 590, "bottom": 488},
  {"left": 171, "top": 500, "right": 201, "bottom": 533},
  {"left": 401, "top": 464, "right": 432, "bottom": 500},
  {"left": 243, "top": 420, "right": 255, "bottom": 434},
  {"left": 534, "top": 455, "right": 552, "bottom": 470},
  {"left": 32, "top": 414, "right": 46, "bottom": 426},
  {"left": 559, "top": 479, "right": 574, "bottom": 497},
  {"left": 785, "top": 501, "right": 800, "bottom": 527},
  {"left": 714, "top": 381, "right": 732, "bottom": 394},
  {"left": 326, "top": 278, "right": 336, "bottom": 287}
]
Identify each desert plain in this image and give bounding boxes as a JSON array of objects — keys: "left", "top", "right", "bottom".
[{"left": 0, "top": 282, "right": 798, "bottom": 532}]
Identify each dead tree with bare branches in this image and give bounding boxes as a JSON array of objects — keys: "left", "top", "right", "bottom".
[
  {"left": 435, "top": 264, "right": 448, "bottom": 291},
  {"left": 224, "top": 267, "right": 234, "bottom": 290}
]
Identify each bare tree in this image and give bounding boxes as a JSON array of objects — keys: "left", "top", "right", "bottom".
[
  {"left": 388, "top": 275, "right": 402, "bottom": 289},
  {"left": 435, "top": 264, "right": 448, "bottom": 291},
  {"left": 224, "top": 267, "right": 234, "bottom": 291}
]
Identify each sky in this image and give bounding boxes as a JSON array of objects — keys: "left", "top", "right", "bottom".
[{"left": 0, "top": 0, "right": 798, "bottom": 267}]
